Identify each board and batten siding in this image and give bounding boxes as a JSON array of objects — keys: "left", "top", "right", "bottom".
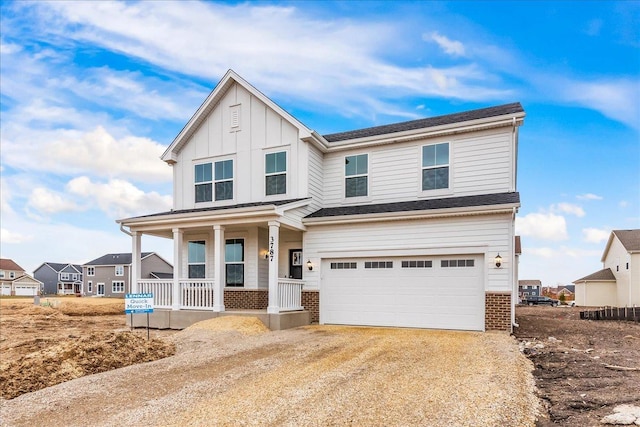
[
  {"left": 321, "top": 128, "right": 514, "bottom": 207},
  {"left": 302, "top": 213, "right": 514, "bottom": 292},
  {"left": 172, "top": 82, "right": 310, "bottom": 211}
]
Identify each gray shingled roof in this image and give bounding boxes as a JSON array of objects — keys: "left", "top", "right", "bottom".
[
  {"left": 323, "top": 103, "right": 524, "bottom": 143},
  {"left": 128, "top": 198, "right": 310, "bottom": 220},
  {"left": 574, "top": 268, "right": 616, "bottom": 282},
  {"left": 518, "top": 280, "right": 541, "bottom": 286},
  {"left": 305, "top": 192, "right": 519, "bottom": 219},
  {"left": 613, "top": 229, "right": 640, "bottom": 252},
  {"left": 85, "top": 252, "right": 153, "bottom": 266}
]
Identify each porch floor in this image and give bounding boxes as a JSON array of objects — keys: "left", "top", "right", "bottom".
[{"left": 126, "top": 308, "right": 311, "bottom": 331}]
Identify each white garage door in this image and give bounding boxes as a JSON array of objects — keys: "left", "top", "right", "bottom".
[
  {"left": 1, "top": 284, "right": 11, "bottom": 296},
  {"left": 14, "top": 285, "right": 38, "bottom": 296},
  {"left": 321, "top": 255, "right": 484, "bottom": 331}
]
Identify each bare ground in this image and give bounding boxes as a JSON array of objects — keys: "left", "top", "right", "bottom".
[{"left": 513, "top": 306, "right": 640, "bottom": 427}]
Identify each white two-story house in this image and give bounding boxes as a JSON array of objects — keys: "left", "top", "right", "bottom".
[{"left": 118, "top": 70, "right": 524, "bottom": 332}]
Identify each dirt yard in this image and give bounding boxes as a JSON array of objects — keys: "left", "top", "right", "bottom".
[
  {"left": 514, "top": 306, "right": 640, "bottom": 426},
  {"left": 1, "top": 296, "right": 538, "bottom": 427}
]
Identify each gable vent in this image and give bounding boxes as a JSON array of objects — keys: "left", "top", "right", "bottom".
[{"left": 230, "top": 104, "right": 241, "bottom": 130}]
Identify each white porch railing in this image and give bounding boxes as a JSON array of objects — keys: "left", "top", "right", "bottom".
[
  {"left": 278, "top": 279, "right": 304, "bottom": 311},
  {"left": 179, "top": 279, "right": 215, "bottom": 310},
  {"left": 138, "top": 279, "right": 173, "bottom": 308}
]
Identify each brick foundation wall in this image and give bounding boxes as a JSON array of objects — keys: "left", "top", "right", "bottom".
[
  {"left": 224, "top": 288, "right": 268, "bottom": 310},
  {"left": 302, "top": 290, "right": 319, "bottom": 323},
  {"left": 485, "top": 292, "right": 512, "bottom": 331}
]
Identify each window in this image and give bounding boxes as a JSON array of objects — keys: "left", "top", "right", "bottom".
[
  {"left": 627, "top": 262, "right": 630, "bottom": 270},
  {"left": 112, "top": 281, "right": 125, "bottom": 293},
  {"left": 214, "top": 160, "right": 233, "bottom": 201},
  {"left": 401, "top": 260, "right": 433, "bottom": 268},
  {"left": 345, "top": 154, "right": 368, "bottom": 197},
  {"left": 330, "top": 262, "right": 357, "bottom": 269},
  {"left": 195, "top": 163, "right": 213, "bottom": 203},
  {"left": 9, "top": 272, "right": 15, "bottom": 279},
  {"left": 115, "top": 265, "right": 124, "bottom": 276},
  {"left": 87, "top": 267, "right": 95, "bottom": 276},
  {"left": 188, "top": 241, "right": 206, "bottom": 279},
  {"left": 0, "top": 271, "right": 4, "bottom": 278},
  {"left": 441, "top": 259, "right": 475, "bottom": 268},
  {"left": 265, "top": 152, "right": 286, "bottom": 195},
  {"left": 225, "top": 239, "right": 244, "bottom": 286},
  {"left": 88, "top": 281, "right": 93, "bottom": 292},
  {"left": 422, "top": 143, "right": 449, "bottom": 191},
  {"left": 364, "top": 261, "right": 393, "bottom": 269}
]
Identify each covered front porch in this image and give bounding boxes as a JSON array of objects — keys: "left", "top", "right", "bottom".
[{"left": 119, "top": 199, "right": 316, "bottom": 330}]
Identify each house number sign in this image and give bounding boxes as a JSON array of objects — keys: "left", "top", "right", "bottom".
[{"left": 269, "top": 236, "right": 276, "bottom": 262}]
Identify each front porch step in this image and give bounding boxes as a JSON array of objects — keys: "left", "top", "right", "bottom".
[{"left": 126, "top": 309, "right": 311, "bottom": 331}]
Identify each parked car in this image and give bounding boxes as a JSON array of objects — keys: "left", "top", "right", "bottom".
[{"left": 524, "top": 296, "right": 559, "bottom": 306}]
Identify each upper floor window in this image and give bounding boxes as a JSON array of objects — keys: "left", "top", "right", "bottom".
[
  {"left": 87, "top": 267, "right": 95, "bottom": 276},
  {"left": 115, "top": 265, "right": 124, "bottom": 276},
  {"left": 0, "top": 271, "right": 4, "bottom": 278},
  {"left": 195, "top": 163, "right": 213, "bottom": 203},
  {"left": 345, "top": 154, "right": 368, "bottom": 198},
  {"left": 61, "top": 273, "right": 70, "bottom": 281},
  {"left": 265, "top": 152, "right": 286, "bottom": 195},
  {"left": 9, "top": 272, "right": 15, "bottom": 279},
  {"left": 226, "top": 239, "right": 244, "bottom": 286},
  {"left": 188, "top": 241, "right": 206, "bottom": 279},
  {"left": 422, "top": 143, "right": 449, "bottom": 191},
  {"left": 214, "top": 160, "right": 233, "bottom": 201}
]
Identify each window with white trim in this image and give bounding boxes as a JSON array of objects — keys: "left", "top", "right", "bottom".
[
  {"left": 265, "top": 152, "right": 286, "bottom": 196},
  {"left": 61, "top": 273, "right": 70, "bottom": 280},
  {"left": 112, "top": 281, "right": 125, "bottom": 293},
  {"left": 9, "top": 272, "right": 15, "bottom": 279},
  {"left": 422, "top": 143, "right": 449, "bottom": 191},
  {"left": 214, "top": 159, "right": 233, "bottom": 201},
  {"left": 115, "top": 265, "right": 124, "bottom": 276},
  {"left": 345, "top": 154, "right": 368, "bottom": 197},
  {"left": 195, "top": 163, "right": 213, "bottom": 203},
  {"left": 225, "top": 239, "right": 244, "bottom": 286},
  {"left": 87, "top": 267, "right": 95, "bottom": 276},
  {"left": 88, "top": 281, "right": 93, "bottom": 292},
  {"left": 0, "top": 271, "right": 4, "bottom": 278},
  {"left": 188, "top": 241, "right": 206, "bottom": 279}
]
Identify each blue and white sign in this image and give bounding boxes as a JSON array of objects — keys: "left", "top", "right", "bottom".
[{"left": 125, "top": 293, "right": 154, "bottom": 314}]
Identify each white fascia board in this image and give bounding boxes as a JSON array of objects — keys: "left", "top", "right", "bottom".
[
  {"left": 303, "top": 204, "right": 518, "bottom": 226},
  {"left": 324, "top": 113, "right": 525, "bottom": 153}
]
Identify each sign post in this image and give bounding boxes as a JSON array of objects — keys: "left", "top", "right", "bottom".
[{"left": 125, "top": 293, "right": 154, "bottom": 340}]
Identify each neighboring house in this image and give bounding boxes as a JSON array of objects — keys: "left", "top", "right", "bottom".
[
  {"left": 33, "top": 263, "right": 83, "bottom": 295},
  {"left": 117, "top": 70, "right": 524, "bottom": 332},
  {"left": 518, "top": 280, "right": 541, "bottom": 301},
  {"left": 83, "top": 252, "right": 173, "bottom": 298},
  {"left": 0, "top": 258, "right": 42, "bottom": 296},
  {"left": 557, "top": 285, "right": 575, "bottom": 300},
  {"left": 574, "top": 229, "right": 640, "bottom": 307}
]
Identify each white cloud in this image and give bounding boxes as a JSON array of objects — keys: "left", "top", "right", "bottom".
[
  {"left": 619, "top": 200, "right": 629, "bottom": 208},
  {"left": 27, "top": 187, "right": 83, "bottom": 215},
  {"left": 551, "top": 203, "right": 585, "bottom": 217},
  {"left": 0, "top": 228, "right": 31, "bottom": 244},
  {"left": 516, "top": 212, "right": 568, "bottom": 241},
  {"left": 577, "top": 193, "right": 603, "bottom": 201},
  {"left": 582, "top": 228, "right": 610, "bottom": 243},
  {"left": 67, "top": 176, "right": 172, "bottom": 219},
  {"left": 425, "top": 31, "right": 466, "bottom": 56}
]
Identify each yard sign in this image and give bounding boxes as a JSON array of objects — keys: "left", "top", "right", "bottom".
[{"left": 125, "top": 293, "right": 154, "bottom": 314}]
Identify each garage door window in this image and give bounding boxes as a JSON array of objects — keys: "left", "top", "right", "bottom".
[
  {"left": 401, "top": 260, "right": 433, "bottom": 268},
  {"left": 330, "top": 262, "right": 357, "bottom": 269},
  {"left": 364, "top": 261, "right": 393, "bottom": 269},
  {"left": 441, "top": 259, "right": 475, "bottom": 267}
]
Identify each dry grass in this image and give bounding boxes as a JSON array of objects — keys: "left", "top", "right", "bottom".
[{"left": 185, "top": 316, "right": 269, "bottom": 335}]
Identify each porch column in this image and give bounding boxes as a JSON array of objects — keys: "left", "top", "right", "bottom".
[
  {"left": 130, "top": 231, "right": 141, "bottom": 294},
  {"left": 267, "top": 221, "right": 280, "bottom": 314},
  {"left": 213, "top": 225, "right": 225, "bottom": 312},
  {"left": 172, "top": 228, "right": 183, "bottom": 310}
]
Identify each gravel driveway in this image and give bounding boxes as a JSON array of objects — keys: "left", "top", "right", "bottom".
[{"left": 1, "top": 323, "right": 538, "bottom": 426}]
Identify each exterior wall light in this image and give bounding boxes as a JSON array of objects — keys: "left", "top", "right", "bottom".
[
  {"left": 307, "top": 260, "right": 313, "bottom": 271},
  {"left": 494, "top": 254, "right": 502, "bottom": 268}
]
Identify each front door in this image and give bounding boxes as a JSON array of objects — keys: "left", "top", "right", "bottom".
[
  {"left": 97, "top": 283, "right": 105, "bottom": 296},
  {"left": 289, "top": 249, "right": 303, "bottom": 279}
]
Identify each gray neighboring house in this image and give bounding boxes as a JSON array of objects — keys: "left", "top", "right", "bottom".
[
  {"left": 83, "top": 252, "right": 173, "bottom": 298},
  {"left": 34, "top": 262, "right": 83, "bottom": 295},
  {"left": 518, "top": 279, "right": 541, "bottom": 301}
]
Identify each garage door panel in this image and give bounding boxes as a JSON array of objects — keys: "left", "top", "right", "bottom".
[{"left": 322, "top": 255, "right": 484, "bottom": 331}]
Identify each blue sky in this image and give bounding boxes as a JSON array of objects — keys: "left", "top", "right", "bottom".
[{"left": 1, "top": 1, "right": 638, "bottom": 287}]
